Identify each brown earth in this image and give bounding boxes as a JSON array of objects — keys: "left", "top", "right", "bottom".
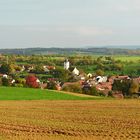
[{"left": 0, "top": 100, "right": 140, "bottom": 140}]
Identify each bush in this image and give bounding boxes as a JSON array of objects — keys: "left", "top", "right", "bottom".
[
  {"left": 0, "top": 78, "right": 2, "bottom": 86},
  {"left": 112, "top": 79, "right": 131, "bottom": 96},
  {"left": 62, "top": 83, "right": 82, "bottom": 93},
  {"left": 129, "top": 80, "right": 139, "bottom": 95},
  {"left": 90, "top": 86, "right": 99, "bottom": 96},
  {"left": 0, "top": 63, "right": 13, "bottom": 74},
  {"left": 16, "top": 78, "right": 26, "bottom": 85},
  {"left": 2, "top": 77, "right": 10, "bottom": 86},
  {"left": 108, "top": 91, "right": 113, "bottom": 97},
  {"left": 90, "top": 87, "right": 105, "bottom": 96},
  {"left": 98, "top": 92, "right": 106, "bottom": 97},
  {"left": 82, "top": 86, "right": 91, "bottom": 95},
  {"left": 96, "top": 69, "right": 104, "bottom": 76},
  {"left": 82, "top": 86, "right": 105, "bottom": 96},
  {"left": 12, "top": 83, "right": 24, "bottom": 87},
  {"left": 47, "top": 81, "right": 57, "bottom": 90}
]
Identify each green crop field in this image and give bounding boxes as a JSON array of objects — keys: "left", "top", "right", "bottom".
[
  {"left": 114, "top": 55, "right": 140, "bottom": 62},
  {"left": 89, "top": 55, "right": 140, "bottom": 62},
  {"left": 0, "top": 87, "right": 99, "bottom": 100}
]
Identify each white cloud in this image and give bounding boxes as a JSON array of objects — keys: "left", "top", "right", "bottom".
[
  {"left": 43, "top": 26, "right": 112, "bottom": 36},
  {"left": 76, "top": 27, "right": 113, "bottom": 36},
  {"left": 115, "top": 0, "right": 140, "bottom": 12},
  {"left": 21, "top": 26, "right": 113, "bottom": 37}
]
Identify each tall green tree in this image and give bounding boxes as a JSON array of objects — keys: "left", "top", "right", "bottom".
[{"left": 0, "top": 63, "right": 14, "bottom": 74}]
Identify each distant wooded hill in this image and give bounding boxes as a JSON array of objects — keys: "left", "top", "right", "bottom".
[{"left": 0, "top": 47, "right": 140, "bottom": 55}]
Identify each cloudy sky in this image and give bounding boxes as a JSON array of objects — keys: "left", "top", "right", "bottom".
[{"left": 0, "top": 0, "right": 140, "bottom": 48}]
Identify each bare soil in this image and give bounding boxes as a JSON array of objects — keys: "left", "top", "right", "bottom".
[{"left": 0, "top": 100, "right": 139, "bottom": 140}]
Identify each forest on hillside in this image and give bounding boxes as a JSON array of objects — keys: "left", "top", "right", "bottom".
[{"left": 0, "top": 47, "right": 140, "bottom": 55}]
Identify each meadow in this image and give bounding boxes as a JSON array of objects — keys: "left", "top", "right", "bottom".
[
  {"left": 0, "top": 87, "right": 96, "bottom": 100},
  {"left": 0, "top": 100, "right": 139, "bottom": 140},
  {"left": 113, "top": 55, "right": 140, "bottom": 62}
]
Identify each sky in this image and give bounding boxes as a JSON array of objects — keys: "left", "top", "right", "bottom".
[{"left": 0, "top": 0, "right": 140, "bottom": 48}]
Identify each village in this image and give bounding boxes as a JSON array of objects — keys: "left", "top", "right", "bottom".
[{"left": 0, "top": 58, "right": 140, "bottom": 98}]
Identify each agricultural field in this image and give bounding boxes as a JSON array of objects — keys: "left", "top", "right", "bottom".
[
  {"left": 113, "top": 55, "right": 140, "bottom": 62},
  {"left": 89, "top": 55, "right": 139, "bottom": 62},
  {"left": 78, "top": 55, "right": 140, "bottom": 75},
  {"left": 0, "top": 100, "right": 139, "bottom": 140}
]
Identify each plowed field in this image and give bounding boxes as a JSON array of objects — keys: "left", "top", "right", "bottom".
[{"left": 0, "top": 100, "right": 140, "bottom": 140}]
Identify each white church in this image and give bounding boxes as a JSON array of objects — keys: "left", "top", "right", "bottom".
[
  {"left": 64, "top": 59, "right": 80, "bottom": 76},
  {"left": 64, "top": 59, "right": 70, "bottom": 70}
]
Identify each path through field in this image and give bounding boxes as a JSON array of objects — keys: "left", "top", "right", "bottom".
[
  {"left": 0, "top": 100, "right": 140, "bottom": 140},
  {"left": 55, "top": 90, "right": 97, "bottom": 98}
]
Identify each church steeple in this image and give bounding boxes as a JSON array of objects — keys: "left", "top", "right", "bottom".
[{"left": 64, "top": 59, "right": 70, "bottom": 70}]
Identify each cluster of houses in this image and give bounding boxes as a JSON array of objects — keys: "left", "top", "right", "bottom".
[
  {"left": 0, "top": 59, "right": 140, "bottom": 97},
  {"left": 21, "top": 65, "right": 56, "bottom": 73},
  {"left": 63, "top": 59, "right": 140, "bottom": 97}
]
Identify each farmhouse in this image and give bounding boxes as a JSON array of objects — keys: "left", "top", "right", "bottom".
[
  {"left": 87, "top": 73, "right": 92, "bottom": 78},
  {"left": 72, "top": 67, "right": 80, "bottom": 75},
  {"left": 43, "top": 66, "right": 50, "bottom": 72},
  {"left": 96, "top": 76, "right": 108, "bottom": 83}
]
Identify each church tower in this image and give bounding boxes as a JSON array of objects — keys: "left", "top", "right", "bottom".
[{"left": 64, "top": 59, "right": 70, "bottom": 70}]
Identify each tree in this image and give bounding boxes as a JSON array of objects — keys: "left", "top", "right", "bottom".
[
  {"left": 14, "top": 65, "right": 22, "bottom": 72},
  {"left": 2, "top": 77, "right": 10, "bottom": 86},
  {"left": 26, "top": 75, "right": 39, "bottom": 88},
  {"left": 62, "top": 83, "right": 82, "bottom": 93},
  {"left": 0, "top": 63, "right": 14, "bottom": 74},
  {"left": 96, "top": 62, "right": 105, "bottom": 70},
  {"left": 112, "top": 79, "right": 131, "bottom": 96},
  {"left": 33, "top": 64, "right": 44, "bottom": 74},
  {"left": 97, "top": 56, "right": 103, "bottom": 62},
  {"left": 51, "top": 67, "right": 71, "bottom": 82},
  {"left": 47, "top": 81, "right": 57, "bottom": 90},
  {"left": 129, "top": 80, "right": 139, "bottom": 95},
  {"left": 113, "top": 63, "right": 123, "bottom": 71},
  {"left": 96, "top": 69, "right": 104, "bottom": 76}
]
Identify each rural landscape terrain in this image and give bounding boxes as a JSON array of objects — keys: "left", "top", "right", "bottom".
[
  {"left": 0, "top": 97, "right": 140, "bottom": 140},
  {"left": 1, "top": 0, "right": 140, "bottom": 139},
  {"left": 0, "top": 47, "right": 139, "bottom": 139},
  {"left": 0, "top": 48, "right": 139, "bottom": 98}
]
